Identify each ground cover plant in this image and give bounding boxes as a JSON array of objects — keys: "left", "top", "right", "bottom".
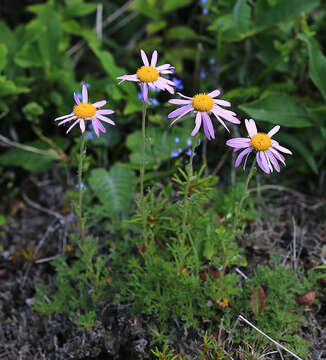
[{"left": 0, "top": 0, "right": 326, "bottom": 359}]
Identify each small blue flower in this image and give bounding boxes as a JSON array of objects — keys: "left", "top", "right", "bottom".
[
  {"left": 200, "top": 69, "right": 206, "bottom": 78},
  {"left": 154, "top": 87, "right": 161, "bottom": 93},
  {"left": 200, "top": 0, "right": 207, "bottom": 4},
  {"left": 209, "top": 58, "right": 216, "bottom": 64},
  {"left": 170, "top": 150, "right": 179, "bottom": 158},
  {"left": 220, "top": 21, "right": 225, "bottom": 27},
  {"left": 174, "top": 137, "right": 180, "bottom": 144},
  {"left": 85, "top": 131, "right": 93, "bottom": 140},
  {"left": 76, "top": 92, "right": 83, "bottom": 100},
  {"left": 177, "top": 148, "right": 182, "bottom": 154},
  {"left": 202, "top": 8, "right": 209, "bottom": 15},
  {"left": 187, "top": 139, "right": 192, "bottom": 146},
  {"left": 186, "top": 149, "right": 197, "bottom": 157},
  {"left": 75, "top": 182, "right": 86, "bottom": 190},
  {"left": 172, "top": 77, "right": 184, "bottom": 90},
  {"left": 152, "top": 98, "right": 160, "bottom": 106},
  {"left": 138, "top": 92, "right": 143, "bottom": 100}
]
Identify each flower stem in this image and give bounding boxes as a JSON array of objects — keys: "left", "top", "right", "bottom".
[
  {"left": 218, "top": 159, "right": 256, "bottom": 294},
  {"left": 77, "top": 132, "right": 86, "bottom": 245},
  {"left": 180, "top": 139, "right": 196, "bottom": 267},
  {"left": 140, "top": 102, "right": 148, "bottom": 247},
  {"left": 232, "top": 159, "right": 256, "bottom": 236}
]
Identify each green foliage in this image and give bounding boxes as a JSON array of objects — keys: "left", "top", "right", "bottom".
[
  {"left": 233, "top": 259, "right": 312, "bottom": 357},
  {"left": 88, "top": 163, "right": 137, "bottom": 219},
  {"left": 299, "top": 33, "right": 326, "bottom": 101},
  {"left": 115, "top": 170, "right": 251, "bottom": 328},
  {"left": 152, "top": 340, "right": 185, "bottom": 360},
  {"left": 1, "top": 0, "right": 325, "bottom": 177},
  {"left": 239, "top": 93, "right": 312, "bottom": 128},
  {"left": 34, "top": 236, "right": 110, "bottom": 329},
  {"left": 126, "top": 126, "right": 194, "bottom": 169},
  {"left": 4, "top": 0, "right": 324, "bottom": 355},
  {"left": 198, "top": 332, "right": 230, "bottom": 360}
]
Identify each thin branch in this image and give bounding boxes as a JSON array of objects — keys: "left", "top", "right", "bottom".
[
  {"left": 238, "top": 315, "right": 303, "bottom": 360},
  {"left": 22, "top": 219, "right": 61, "bottom": 286},
  {"left": 292, "top": 216, "right": 297, "bottom": 273},
  {"left": 22, "top": 193, "right": 65, "bottom": 222},
  {"left": 0, "top": 134, "right": 59, "bottom": 159},
  {"left": 211, "top": 149, "right": 231, "bottom": 176},
  {"left": 96, "top": 3, "right": 103, "bottom": 40},
  {"left": 102, "top": 0, "right": 135, "bottom": 28}
]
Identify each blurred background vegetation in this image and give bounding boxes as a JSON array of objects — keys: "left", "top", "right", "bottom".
[{"left": 0, "top": 0, "right": 325, "bottom": 188}]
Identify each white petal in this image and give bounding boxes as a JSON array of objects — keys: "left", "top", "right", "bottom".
[
  {"left": 207, "top": 89, "right": 221, "bottom": 98},
  {"left": 92, "top": 100, "right": 106, "bottom": 108},
  {"left": 268, "top": 125, "right": 280, "bottom": 138},
  {"left": 140, "top": 49, "right": 149, "bottom": 66},
  {"left": 245, "top": 119, "right": 257, "bottom": 138},
  {"left": 82, "top": 84, "right": 88, "bottom": 103},
  {"left": 151, "top": 50, "right": 158, "bottom": 67},
  {"left": 79, "top": 119, "right": 85, "bottom": 133}
]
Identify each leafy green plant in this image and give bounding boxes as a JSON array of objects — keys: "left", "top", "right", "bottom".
[
  {"left": 34, "top": 235, "right": 111, "bottom": 329},
  {"left": 233, "top": 258, "right": 313, "bottom": 357}
]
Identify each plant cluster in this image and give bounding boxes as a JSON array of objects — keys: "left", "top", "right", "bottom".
[{"left": 1, "top": 0, "right": 325, "bottom": 358}]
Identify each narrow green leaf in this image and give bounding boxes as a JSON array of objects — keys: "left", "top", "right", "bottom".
[
  {"left": 299, "top": 34, "right": 326, "bottom": 101},
  {"left": 37, "top": 6, "right": 62, "bottom": 68},
  {"left": 163, "top": 0, "right": 193, "bottom": 12},
  {"left": 233, "top": 0, "right": 251, "bottom": 33},
  {"left": 0, "top": 21, "right": 16, "bottom": 56},
  {"left": 130, "top": 0, "right": 160, "bottom": 19},
  {"left": 239, "top": 93, "right": 312, "bottom": 127},
  {"left": 0, "top": 44, "right": 8, "bottom": 72},
  {"left": 147, "top": 20, "right": 167, "bottom": 34},
  {"left": 166, "top": 26, "right": 197, "bottom": 40},
  {"left": 66, "top": 2, "right": 98, "bottom": 16}
]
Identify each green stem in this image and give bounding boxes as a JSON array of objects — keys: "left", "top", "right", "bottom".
[
  {"left": 232, "top": 159, "right": 256, "bottom": 236},
  {"left": 77, "top": 132, "right": 86, "bottom": 245},
  {"left": 180, "top": 139, "right": 196, "bottom": 267},
  {"left": 140, "top": 102, "right": 148, "bottom": 247},
  {"left": 219, "top": 159, "right": 256, "bottom": 292}
]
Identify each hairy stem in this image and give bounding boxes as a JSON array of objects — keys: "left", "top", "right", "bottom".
[
  {"left": 180, "top": 139, "right": 196, "bottom": 268},
  {"left": 219, "top": 159, "right": 256, "bottom": 291},
  {"left": 77, "top": 132, "right": 86, "bottom": 245},
  {"left": 140, "top": 102, "right": 148, "bottom": 247},
  {"left": 232, "top": 159, "right": 256, "bottom": 235}
]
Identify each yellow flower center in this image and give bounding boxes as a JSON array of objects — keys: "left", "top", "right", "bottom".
[
  {"left": 136, "top": 66, "right": 159, "bottom": 83},
  {"left": 73, "top": 103, "right": 96, "bottom": 119},
  {"left": 192, "top": 93, "right": 214, "bottom": 112},
  {"left": 250, "top": 133, "right": 271, "bottom": 151}
]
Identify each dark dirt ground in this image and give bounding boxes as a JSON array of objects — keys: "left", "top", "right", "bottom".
[{"left": 0, "top": 171, "right": 326, "bottom": 360}]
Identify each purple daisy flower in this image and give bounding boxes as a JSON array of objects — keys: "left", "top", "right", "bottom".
[
  {"left": 168, "top": 90, "right": 240, "bottom": 140},
  {"left": 54, "top": 84, "right": 115, "bottom": 138},
  {"left": 226, "top": 119, "right": 292, "bottom": 173},
  {"left": 117, "top": 49, "right": 175, "bottom": 105}
]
